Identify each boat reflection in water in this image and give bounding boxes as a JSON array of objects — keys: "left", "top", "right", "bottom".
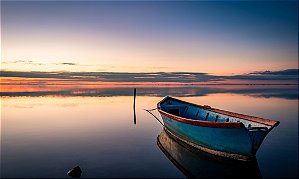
[{"left": 157, "top": 128, "right": 262, "bottom": 178}]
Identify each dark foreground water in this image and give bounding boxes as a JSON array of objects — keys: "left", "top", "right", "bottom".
[{"left": 1, "top": 85, "right": 298, "bottom": 178}]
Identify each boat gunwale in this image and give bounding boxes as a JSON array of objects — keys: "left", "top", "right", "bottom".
[{"left": 157, "top": 96, "right": 280, "bottom": 127}]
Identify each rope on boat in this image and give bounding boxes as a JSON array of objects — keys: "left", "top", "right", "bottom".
[
  {"left": 145, "top": 107, "right": 158, "bottom": 111},
  {"left": 144, "top": 108, "right": 164, "bottom": 126}
]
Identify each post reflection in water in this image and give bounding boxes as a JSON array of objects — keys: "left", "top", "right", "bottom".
[{"left": 157, "top": 128, "right": 262, "bottom": 178}]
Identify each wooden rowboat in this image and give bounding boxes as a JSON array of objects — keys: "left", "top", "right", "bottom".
[{"left": 157, "top": 96, "right": 280, "bottom": 161}]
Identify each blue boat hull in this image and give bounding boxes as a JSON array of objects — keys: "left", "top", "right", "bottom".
[{"left": 161, "top": 113, "right": 257, "bottom": 161}]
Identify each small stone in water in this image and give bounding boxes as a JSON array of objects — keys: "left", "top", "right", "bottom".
[{"left": 67, "top": 165, "right": 82, "bottom": 178}]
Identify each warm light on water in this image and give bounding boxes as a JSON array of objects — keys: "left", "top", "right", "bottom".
[{"left": 1, "top": 85, "right": 298, "bottom": 178}]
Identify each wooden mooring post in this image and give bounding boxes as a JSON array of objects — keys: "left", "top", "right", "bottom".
[{"left": 133, "top": 88, "right": 137, "bottom": 125}]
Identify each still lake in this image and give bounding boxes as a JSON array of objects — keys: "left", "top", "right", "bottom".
[{"left": 1, "top": 85, "right": 298, "bottom": 178}]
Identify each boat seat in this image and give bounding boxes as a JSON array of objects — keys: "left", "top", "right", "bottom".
[
  {"left": 162, "top": 104, "right": 186, "bottom": 109},
  {"left": 184, "top": 105, "right": 201, "bottom": 119},
  {"left": 195, "top": 110, "right": 200, "bottom": 118},
  {"left": 162, "top": 104, "right": 187, "bottom": 116},
  {"left": 247, "top": 126, "right": 268, "bottom": 131},
  {"left": 168, "top": 108, "right": 180, "bottom": 116},
  {"left": 161, "top": 105, "right": 186, "bottom": 110},
  {"left": 215, "top": 115, "right": 219, "bottom": 122},
  {"left": 205, "top": 113, "right": 209, "bottom": 120}
]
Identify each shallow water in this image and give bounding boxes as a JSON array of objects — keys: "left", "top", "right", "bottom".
[{"left": 1, "top": 85, "right": 298, "bottom": 178}]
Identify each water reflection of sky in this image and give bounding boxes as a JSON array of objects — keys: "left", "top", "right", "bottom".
[{"left": 1, "top": 85, "right": 298, "bottom": 178}]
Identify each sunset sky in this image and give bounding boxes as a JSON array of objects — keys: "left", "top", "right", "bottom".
[{"left": 1, "top": 1, "right": 298, "bottom": 83}]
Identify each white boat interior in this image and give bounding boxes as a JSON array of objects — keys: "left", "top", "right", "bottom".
[{"left": 159, "top": 97, "right": 273, "bottom": 131}]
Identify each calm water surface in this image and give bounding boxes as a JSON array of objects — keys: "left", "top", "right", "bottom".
[{"left": 1, "top": 85, "right": 298, "bottom": 178}]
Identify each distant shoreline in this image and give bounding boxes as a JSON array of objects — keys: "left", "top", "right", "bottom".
[{"left": 1, "top": 83, "right": 298, "bottom": 86}]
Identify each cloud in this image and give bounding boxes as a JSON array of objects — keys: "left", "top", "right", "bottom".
[
  {"left": 2, "top": 60, "right": 45, "bottom": 65},
  {"left": 57, "top": 62, "right": 78, "bottom": 66},
  {"left": 0, "top": 69, "right": 298, "bottom": 83},
  {"left": 0, "top": 71, "right": 219, "bottom": 82},
  {"left": 2, "top": 60, "right": 33, "bottom": 64},
  {"left": 225, "top": 69, "right": 298, "bottom": 81},
  {"left": 249, "top": 69, "right": 298, "bottom": 76},
  {"left": 2, "top": 60, "right": 80, "bottom": 66}
]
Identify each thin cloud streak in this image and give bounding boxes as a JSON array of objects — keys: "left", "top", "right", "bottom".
[
  {"left": 3, "top": 60, "right": 80, "bottom": 66},
  {"left": 58, "top": 62, "right": 78, "bottom": 66},
  {"left": 1, "top": 60, "right": 169, "bottom": 71},
  {"left": 2, "top": 60, "right": 45, "bottom": 65}
]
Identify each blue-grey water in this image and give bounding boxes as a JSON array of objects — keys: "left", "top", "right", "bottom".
[{"left": 1, "top": 85, "right": 298, "bottom": 178}]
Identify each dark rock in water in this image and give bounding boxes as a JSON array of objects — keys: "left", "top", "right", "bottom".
[{"left": 67, "top": 165, "right": 82, "bottom": 178}]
